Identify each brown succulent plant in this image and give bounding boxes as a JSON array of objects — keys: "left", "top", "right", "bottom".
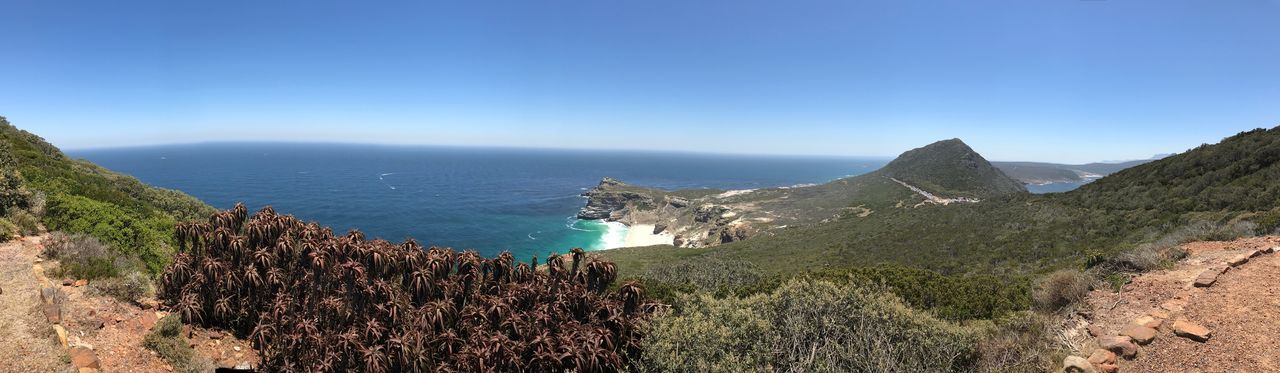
[{"left": 158, "top": 203, "right": 657, "bottom": 372}]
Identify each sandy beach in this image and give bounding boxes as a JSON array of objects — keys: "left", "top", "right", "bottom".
[{"left": 620, "top": 224, "right": 675, "bottom": 248}]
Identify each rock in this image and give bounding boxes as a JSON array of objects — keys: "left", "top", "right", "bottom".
[
  {"left": 1264, "top": 246, "right": 1277, "bottom": 254},
  {"left": 1098, "top": 363, "right": 1119, "bottom": 373},
  {"left": 233, "top": 345, "right": 242, "bottom": 352},
  {"left": 1173, "top": 320, "right": 1212, "bottom": 342},
  {"left": 1193, "top": 268, "right": 1221, "bottom": 287},
  {"left": 1087, "top": 325, "right": 1105, "bottom": 337},
  {"left": 62, "top": 278, "right": 74, "bottom": 286},
  {"left": 672, "top": 235, "right": 684, "bottom": 247},
  {"left": 667, "top": 197, "right": 689, "bottom": 208},
  {"left": 235, "top": 362, "right": 253, "bottom": 370},
  {"left": 141, "top": 299, "right": 160, "bottom": 310},
  {"left": 1133, "top": 315, "right": 1161, "bottom": 329},
  {"left": 694, "top": 204, "right": 731, "bottom": 223},
  {"left": 1249, "top": 249, "right": 1265, "bottom": 258},
  {"left": 73, "top": 279, "right": 87, "bottom": 287},
  {"left": 43, "top": 303, "right": 61, "bottom": 324},
  {"left": 69, "top": 346, "right": 101, "bottom": 369},
  {"left": 54, "top": 325, "right": 69, "bottom": 347},
  {"left": 1160, "top": 299, "right": 1187, "bottom": 313},
  {"left": 78, "top": 368, "right": 99, "bottom": 373},
  {"left": 1228, "top": 254, "right": 1250, "bottom": 267},
  {"left": 1121, "top": 325, "right": 1157, "bottom": 345},
  {"left": 1099, "top": 336, "right": 1138, "bottom": 359},
  {"left": 653, "top": 224, "right": 667, "bottom": 235},
  {"left": 1087, "top": 348, "right": 1116, "bottom": 365},
  {"left": 137, "top": 311, "right": 159, "bottom": 330},
  {"left": 1149, "top": 309, "right": 1170, "bottom": 320},
  {"left": 40, "top": 287, "right": 57, "bottom": 304},
  {"left": 1063, "top": 356, "right": 1097, "bottom": 373}
]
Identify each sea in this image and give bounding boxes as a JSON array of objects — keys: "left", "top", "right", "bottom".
[{"left": 71, "top": 143, "right": 887, "bottom": 259}]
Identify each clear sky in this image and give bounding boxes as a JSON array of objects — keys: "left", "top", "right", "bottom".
[{"left": 1, "top": 0, "right": 1276, "bottom": 163}]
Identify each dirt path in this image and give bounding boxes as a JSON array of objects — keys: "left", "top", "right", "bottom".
[
  {"left": 1083, "top": 236, "right": 1280, "bottom": 372},
  {"left": 0, "top": 236, "right": 70, "bottom": 372}
]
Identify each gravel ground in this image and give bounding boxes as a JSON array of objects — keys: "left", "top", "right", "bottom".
[{"left": 0, "top": 236, "right": 71, "bottom": 372}]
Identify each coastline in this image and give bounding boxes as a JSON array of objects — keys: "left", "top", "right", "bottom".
[
  {"left": 620, "top": 223, "right": 675, "bottom": 248},
  {"left": 589, "top": 221, "right": 674, "bottom": 250}
]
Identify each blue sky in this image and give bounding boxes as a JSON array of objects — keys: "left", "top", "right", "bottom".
[{"left": 1, "top": 0, "right": 1276, "bottom": 163}]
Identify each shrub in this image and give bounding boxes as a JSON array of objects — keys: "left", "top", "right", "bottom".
[
  {"left": 88, "top": 271, "right": 152, "bottom": 305},
  {"left": 43, "top": 194, "right": 176, "bottom": 274},
  {"left": 43, "top": 232, "right": 140, "bottom": 280},
  {"left": 975, "top": 311, "right": 1061, "bottom": 373},
  {"left": 8, "top": 210, "right": 41, "bottom": 236},
  {"left": 144, "top": 315, "right": 211, "bottom": 373},
  {"left": 1032, "top": 270, "right": 1094, "bottom": 313},
  {"left": 0, "top": 218, "right": 17, "bottom": 241},
  {"left": 639, "top": 279, "right": 981, "bottom": 372}
]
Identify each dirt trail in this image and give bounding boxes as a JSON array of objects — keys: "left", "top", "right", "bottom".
[
  {"left": 0, "top": 236, "right": 70, "bottom": 372},
  {"left": 1083, "top": 236, "right": 1280, "bottom": 372}
]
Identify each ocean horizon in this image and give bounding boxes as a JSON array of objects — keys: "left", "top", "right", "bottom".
[{"left": 71, "top": 143, "right": 888, "bottom": 260}]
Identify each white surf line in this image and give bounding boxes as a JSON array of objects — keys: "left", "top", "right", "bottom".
[{"left": 887, "top": 177, "right": 980, "bottom": 205}]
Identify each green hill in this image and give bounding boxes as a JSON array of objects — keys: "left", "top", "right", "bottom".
[
  {"left": 875, "top": 139, "right": 1027, "bottom": 198},
  {"left": 604, "top": 127, "right": 1280, "bottom": 279},
  {"left": 0, "top": 116, "right": 214, "bottom": 274}
]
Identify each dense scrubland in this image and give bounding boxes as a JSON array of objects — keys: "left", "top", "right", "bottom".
[{"left": 4, "top": 114, "right": 1280, "bottom": 372}]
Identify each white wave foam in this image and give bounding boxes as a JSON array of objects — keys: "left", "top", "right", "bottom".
[{"left": 596, "top": 221, "right": 629, "bottom": 250}]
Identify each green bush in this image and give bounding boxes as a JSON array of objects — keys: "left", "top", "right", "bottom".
[
  {"left": 639, "top": 279, "right": 981, "bottom": 372},
  {"left": 144, "top": 315, "right": 211, "bottom": 373},
  {"left": 0, "top": 218, "right": 18, "bottom": 241},
  {"left": 8, "top": 209, "right": 41, "bottom": 236},
  {"left": 43, "top": 194, "right": 176, "bottom": 274}
]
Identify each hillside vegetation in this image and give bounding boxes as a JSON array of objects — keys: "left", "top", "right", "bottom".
[{"left": 0, "top": 116, "right": 214, "bottom": 275}]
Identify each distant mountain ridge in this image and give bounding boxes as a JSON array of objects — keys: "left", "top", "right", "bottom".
[{"left": 993, "top": 156, "right": 1165, "bottom": 185}]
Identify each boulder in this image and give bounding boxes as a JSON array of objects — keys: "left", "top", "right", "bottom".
[
  {"left": 1087, "top": 348, "right": 1116, "bottom": 365},
  {"left": 1249, "top": 249, "right": 1264, "bottom": 258},
  {"left": 69, "top": 346, "right": 101, "bottom": 369},
  {"left": 652, "top": 224, "right": 667, "bottom": 235},
  {"left": 1121, "top": 325, "right": 1157, "bottom": 345},
  {"left": 667, "top": 197, "right": 689, "bottom": 208},
  {"left": 1099, "top": 336, "right": 1138, "bottom": 359},
  {"left": 1098, "top": 363, "right": 1119, "bottom": 373},
  {"left": 1063, "top": 356, "right": 1096, "bottom": 373},
  {"left": 1173, "top": 320, "right": 1212, "bottom": 342},
  {"left": 1264, "top": 246, "right": 1277, "bottom": 254},
  {"left": 1228, "top": 254, "right": 1250, "bottom": 267},
  {"left": 62, "top": 278, "right": 74, "bottom": 286},
  {"left": 672, "top": 235, "right": 685, "bottom": 247}
]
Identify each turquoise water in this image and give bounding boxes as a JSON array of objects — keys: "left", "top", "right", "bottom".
[{"left": 72, "top": 143, "right": 886, "bottom": 259}]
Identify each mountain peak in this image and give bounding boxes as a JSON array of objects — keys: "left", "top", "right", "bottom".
[{"left": 877, "top": 139, "right": 1026, "bottom": 198}]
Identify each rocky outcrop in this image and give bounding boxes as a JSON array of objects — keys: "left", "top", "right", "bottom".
[
  {"left": 693, "top": 204, "right": 730, "bottom": 223},
  {"left": 577, "top": 178, "right": 653, "bottom": 220}
]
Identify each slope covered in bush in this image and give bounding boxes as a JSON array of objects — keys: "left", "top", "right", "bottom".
[
  {"left": 159, "top": 204, "right": 656, "bottom": 372},
  {"left": 0, "top": 116, "right": 214, "bottom": 273}
]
